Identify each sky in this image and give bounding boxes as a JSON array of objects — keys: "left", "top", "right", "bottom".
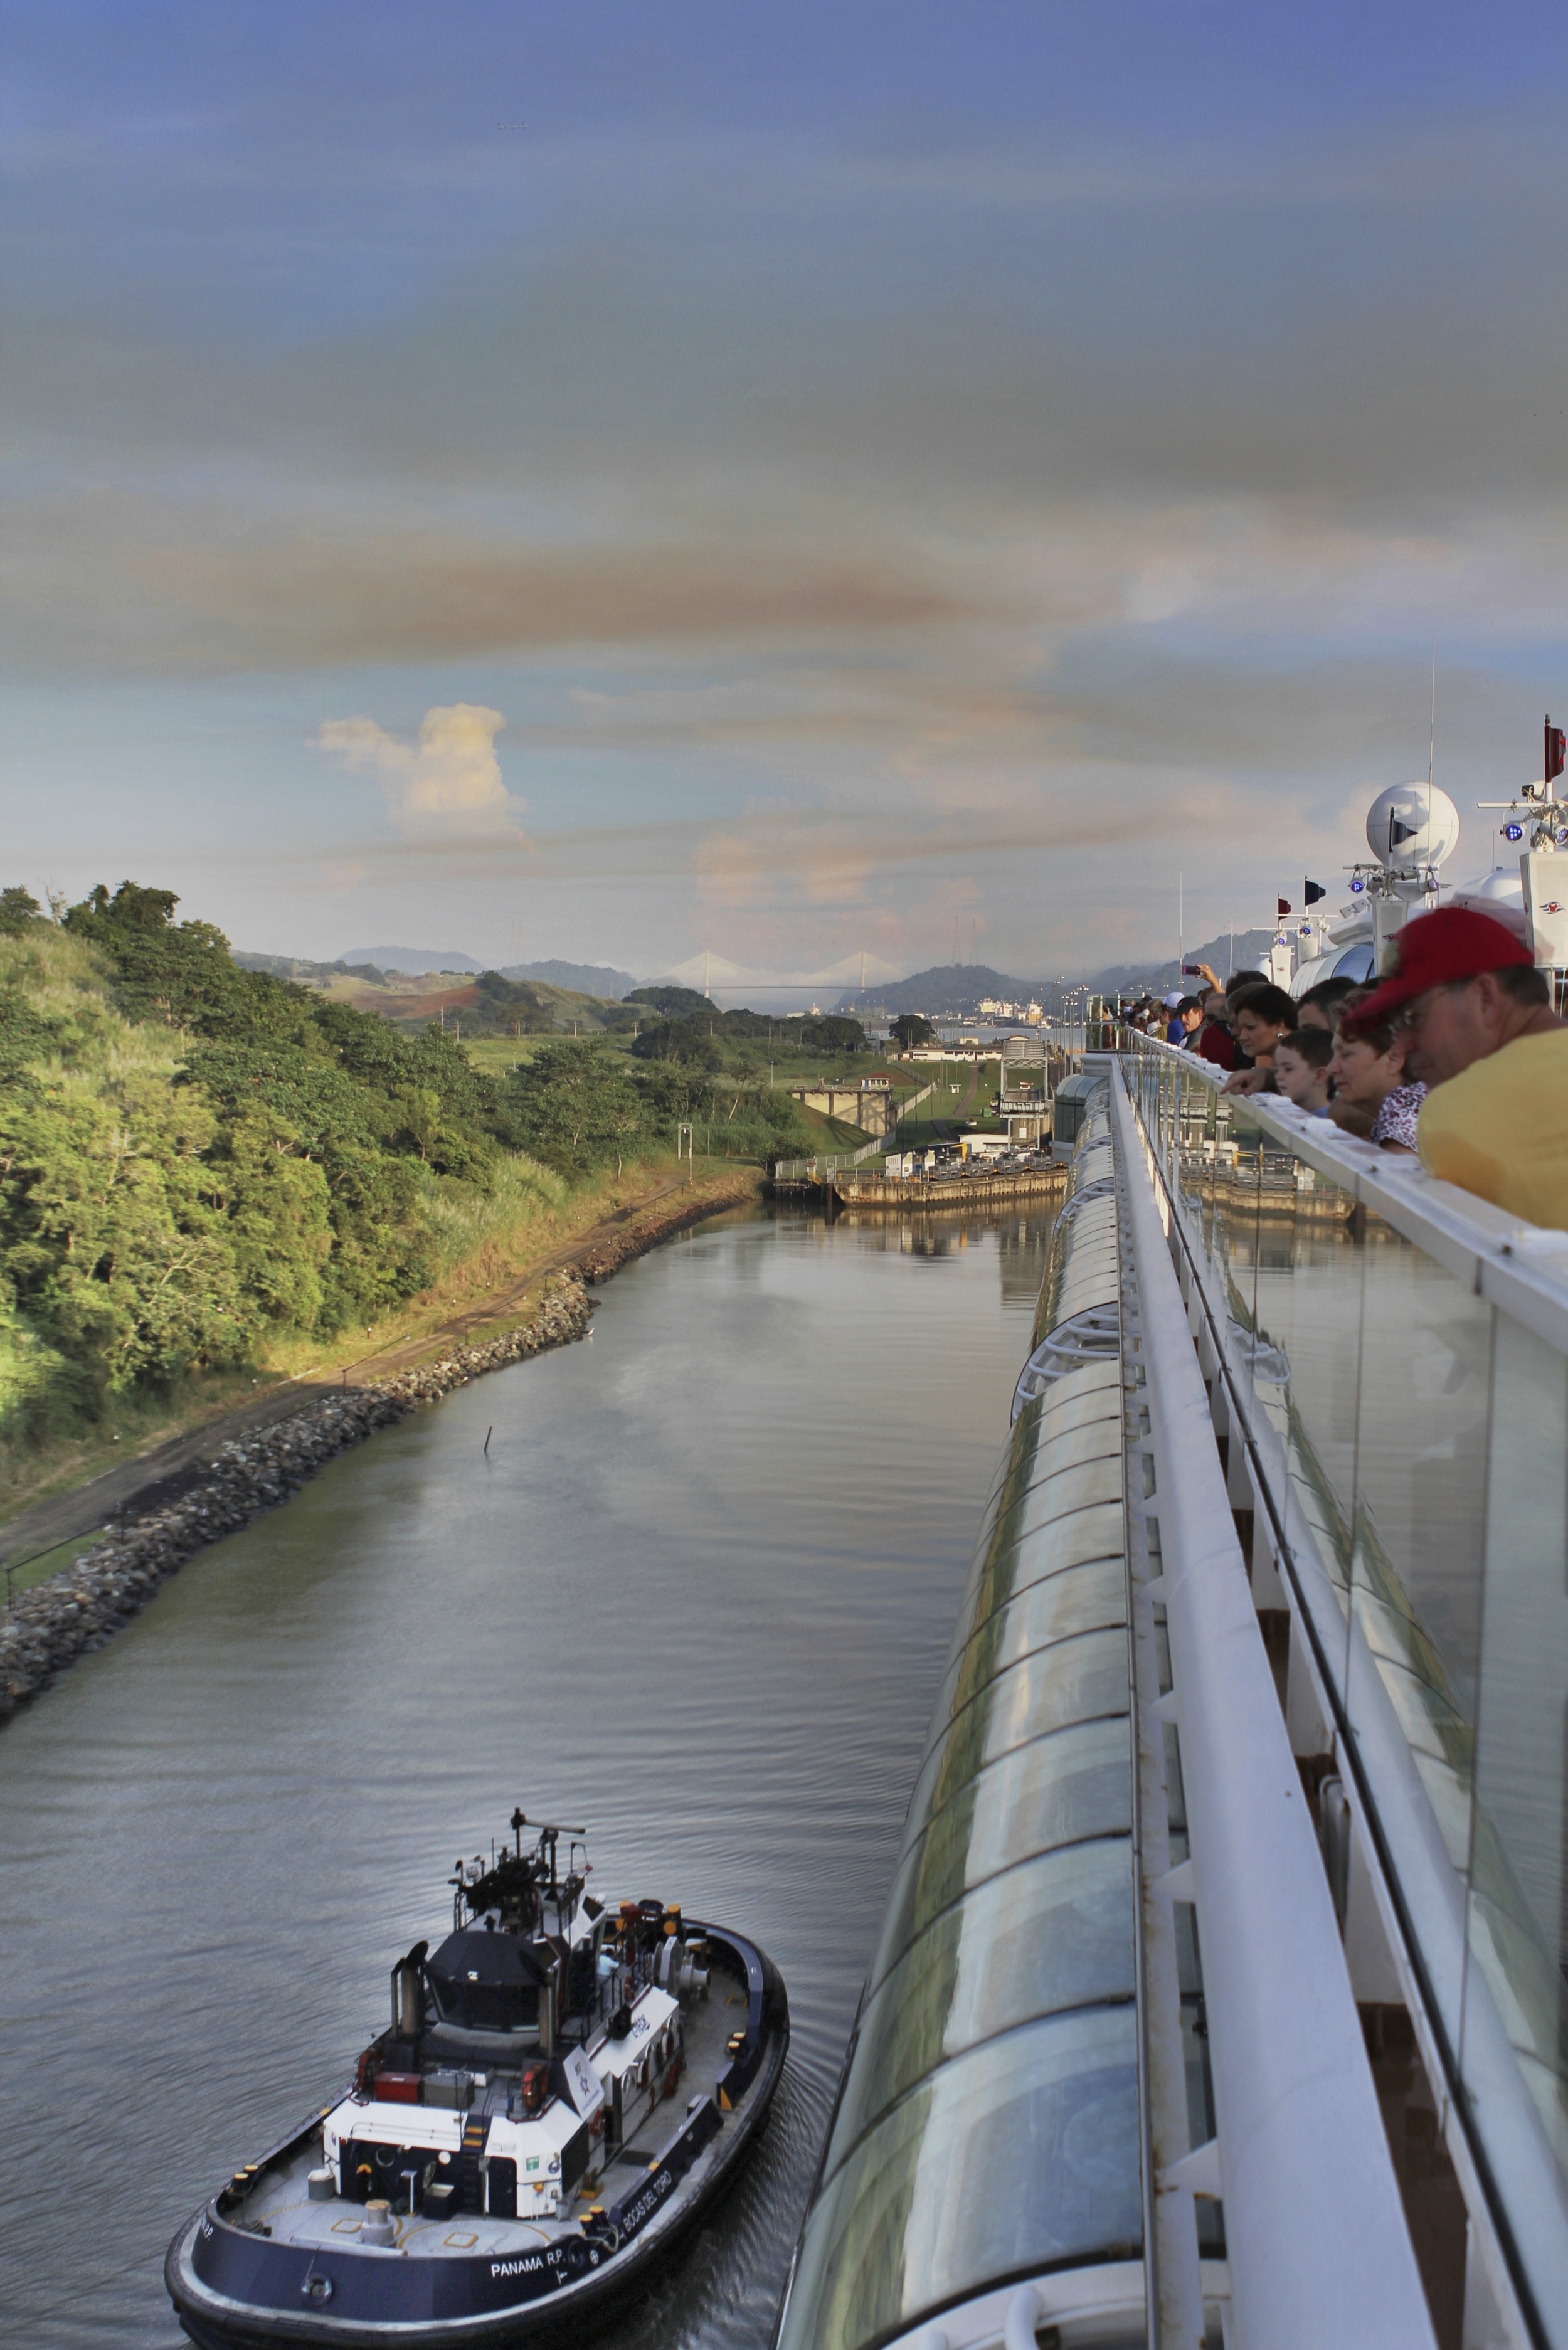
[{"left": 2, "top": 1, "right": 1566, "bottom": 982}]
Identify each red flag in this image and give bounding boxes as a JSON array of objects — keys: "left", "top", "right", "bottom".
[
  {"left": 1547, "top": 716, "right": 1566, "bottom": 784},
  {"left": 1276, "top": 897, "right": 1291, "bottom": 918}
]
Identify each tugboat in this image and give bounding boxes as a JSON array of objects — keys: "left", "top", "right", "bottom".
[{"left": 166, "top": 1809, "right": 788, "bottom": 2346}]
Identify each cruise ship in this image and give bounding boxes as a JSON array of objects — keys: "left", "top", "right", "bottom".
[{"left": 773, "top": 775, "right": 1568, "bottom": 2350}]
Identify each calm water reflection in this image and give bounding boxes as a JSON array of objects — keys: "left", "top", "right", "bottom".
[{"left": 0, "top": 1202, "right": 1053, "bottom": 2347}]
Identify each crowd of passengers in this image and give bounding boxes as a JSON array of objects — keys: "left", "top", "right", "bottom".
[{"left": 1111, "top": 907, "right": 1567, "bottom": 1229}]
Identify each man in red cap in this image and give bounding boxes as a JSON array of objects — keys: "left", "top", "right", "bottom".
[{"left": 1343, "top": 907, "right": 1565, "bottom": 1227}]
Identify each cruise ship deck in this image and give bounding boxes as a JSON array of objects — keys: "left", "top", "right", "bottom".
[{"left": 775, "top": 1039, "right": 1568, "bottom": 2350}]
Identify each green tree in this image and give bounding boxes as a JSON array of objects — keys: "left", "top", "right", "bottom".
[
  {"left": 204, "top": 1111, "right": 333, "bottom": 1332},
  {"left": 623, "top": 984, "right": 712, "bottom": 1019},
  {"left": 629, "top": 1017, "right": 723, "bottom": 1071},
  {"left": 509, "top": 1042, "right": 645, "bottom": 1175},
  {"left": 0, "top": 887, "right": 41, "bottom": 936},
  {"left": 891, "top": 1014, "right": 936, "bottom": 1049},
  {"left": 802, "top": 1014, "right": 866, "bottom": 1054},
  {"left": 0, "top": 1076, "right": 247, "bottom": 1395}
]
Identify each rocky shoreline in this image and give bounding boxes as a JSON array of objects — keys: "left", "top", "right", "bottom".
[
  {"left": 0, "top": 1175, "right": 759, "bottom": 1724},
  {"left": 573, "top": 1173, "right": 757, "bottom": 1281}
]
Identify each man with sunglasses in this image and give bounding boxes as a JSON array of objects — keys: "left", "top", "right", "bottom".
[{"left": 1345, "top": 907, "right": 1566, "bottom": 1228}]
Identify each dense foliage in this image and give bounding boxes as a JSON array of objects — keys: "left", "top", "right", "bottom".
[
  {"left": 458, "top": 971, "right": 561, "bottom": 1037},
  {"left": 627, "top": 1002, "right": 866, "bottom": 1060},
  {"left": 0, "top": 886, "right": 519, "bottom": 1434},
  {"left": 0, "top": 884, "right": 828, "bottom": 1451}
]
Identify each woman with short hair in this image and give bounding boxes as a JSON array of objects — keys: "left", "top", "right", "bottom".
[
  {"left": 1327, "top": 991, "right": 1427, "bottom": 1149},
  {"left": 1222, "top": 982, "right": 1298, "bottom": 1094}
]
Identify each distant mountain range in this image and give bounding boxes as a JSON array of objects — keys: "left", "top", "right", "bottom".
[
  {"left": 499, "top": 960, "right": 635, "bottom": 998},
  {"left": 236, "top": 947, "right": 637, "bottom": 999},
  {"left": 334, "top": 948, "right": 635, "bottom": 995},
  {"left": 832, "top": 934, "right": 1287, "bottom": 1019},
  {"left": 834, "top": 963, "right": 1054, "bottom": 1019},
  {"left": 240, "top": 933, "right": 1288, "bottom": 1022},
  {"left": 1084, "top": 929, "right": 1283, "bottom": 998},
  {"left": 338, "top": 945, "right": 484, "bottom": 973}
]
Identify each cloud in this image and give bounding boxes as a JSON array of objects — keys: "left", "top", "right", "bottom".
[
  {"left": 0, "top": 497, "right": 982, "bottom": 675},
  {"left": 313, "top": 702, "right": 522, "bottom": 835}
]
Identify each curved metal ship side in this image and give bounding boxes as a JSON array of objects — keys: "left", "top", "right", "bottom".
[{"left": 167, "top": 1816, "right": 788, "bottom": 2347}]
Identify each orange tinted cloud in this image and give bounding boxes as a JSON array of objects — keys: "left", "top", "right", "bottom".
[{"left": 2, "top": 495, "right": 983, "bottom": 674}]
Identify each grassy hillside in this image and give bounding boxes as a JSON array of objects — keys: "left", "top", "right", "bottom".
[{"left": 0, "top": 884, "right": 828, "bottom": 1496}]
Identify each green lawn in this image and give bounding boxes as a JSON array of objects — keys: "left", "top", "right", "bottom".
[{"left": 888, "top": 1057, "right": 1001, "bottom": 1148}]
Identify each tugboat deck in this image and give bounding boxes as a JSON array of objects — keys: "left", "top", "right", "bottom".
[{"left": 229, "top": 1976, "right": 750, "bottom": 2263}]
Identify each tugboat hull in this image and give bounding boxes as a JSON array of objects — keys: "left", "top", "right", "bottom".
[{"left": 167, "top": 1927, "right": 787, "bottom": 2349}]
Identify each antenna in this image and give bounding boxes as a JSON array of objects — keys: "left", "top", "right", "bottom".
[{"left": 1428, "top": 640, "right": 1436, "bottom": 803}]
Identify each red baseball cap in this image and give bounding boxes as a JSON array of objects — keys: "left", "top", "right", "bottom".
[{"left": 1342, "top": 906, "right": 1534, "bottom": 1032}]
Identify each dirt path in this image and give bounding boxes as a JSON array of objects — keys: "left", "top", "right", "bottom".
[{"left": 0, "top": 1169, "right": 758, "bottom": 1577}]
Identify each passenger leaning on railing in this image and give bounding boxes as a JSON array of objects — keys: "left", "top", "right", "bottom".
[
  {"left": 1327, "top": 990, "right": 1427, "bottom": 1150},
  {"left": 1221, "top": 982, "right": 1298, "bottom": 1096},
  {"left": 1343, "top": 907, "right": 1568, "bottom": 1226},
  {"left": 1272, "top": 1025, "right": 1334, "bottom": 1113},
  {"left": 1295, "top": 975, "right": 1361, "bottom": 1032},
  {"left": 1185, "top": 988, "right": 1234, "bottom": 1067}
]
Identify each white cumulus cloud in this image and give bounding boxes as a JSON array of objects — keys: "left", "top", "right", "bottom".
[{"left": 313, "top": 702, "right": 524, "bottom": 835}]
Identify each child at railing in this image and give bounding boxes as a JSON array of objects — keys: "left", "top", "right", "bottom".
[{"left": 1272, "top": 1027, "right": 1333, "bottom": 1114}]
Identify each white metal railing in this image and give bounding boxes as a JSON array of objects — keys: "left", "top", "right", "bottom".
[
  {"left": 1123, "top": 1035, "right": 1568, "bottom": 2349},
  {"left": 1112, "top": 1067, "right": 1438, "bottom": 2349},
  {"left": 770, "top": 1137, "right": 886, "bottom": 1182}
]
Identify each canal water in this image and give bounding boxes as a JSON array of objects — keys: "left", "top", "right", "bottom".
[{"left": 0, "top": 1200, "right": 1055, "bottom": 2347}]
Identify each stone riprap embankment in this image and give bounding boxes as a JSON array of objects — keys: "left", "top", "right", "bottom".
[
  {"left": 0, "top": 1269, "right": 593, "bottom": 1723},
  {"left": 573, "top": 1175, "right": 758, "bottom": 1283}
]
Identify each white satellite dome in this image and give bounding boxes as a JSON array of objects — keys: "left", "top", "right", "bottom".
[{"left": 1365, "top": 782, "right": 1460, "bottom": 871}]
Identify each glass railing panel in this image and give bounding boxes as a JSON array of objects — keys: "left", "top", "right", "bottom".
[
  {"left": 1123, "top": 1037, "right": 1568, "bottom": 2334},
  {"left": 1246, "top": 1144, "right": 1365, "bottom": 1644},
  {"left": 1345, "top": 1208, "right": 1492, "bottom": 1888},
  {"left": 935, "top": 1557, "right": 1128, "bottom": 1723},
  {"left": 775, "top": 2008, "right": 1141, "bottom": 2350},
  {"left": 905, "top": 1627, "right": 1131, "bottom": 1839},
  {"left": 1468, "top": 1312, "right": 1568, "bottom": 2201},
  {"left": 1009, "top": 1419, "right": 1126, "bottom": 1505},
  {"left": 985, "top": 1355, "right": 1122, "bottom": 1501},
  {"left": 826, "top": 1841, "right": 1136, "bottom": 2175},
  {"left": 955, "top": 1501, "right": 1126, "bottom": 1658},
  {"left": 877, "top": 1717, "right": 1133, "bottom": 1986}
]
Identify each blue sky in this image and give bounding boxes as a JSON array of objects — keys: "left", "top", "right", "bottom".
[{"left": 3, "top": 1, "right": 1565, "bottom": 977}]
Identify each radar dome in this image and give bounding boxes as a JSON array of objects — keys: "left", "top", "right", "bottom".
[{"left": 1365, "top": 783, "right": 1460, "bottom": 871}]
